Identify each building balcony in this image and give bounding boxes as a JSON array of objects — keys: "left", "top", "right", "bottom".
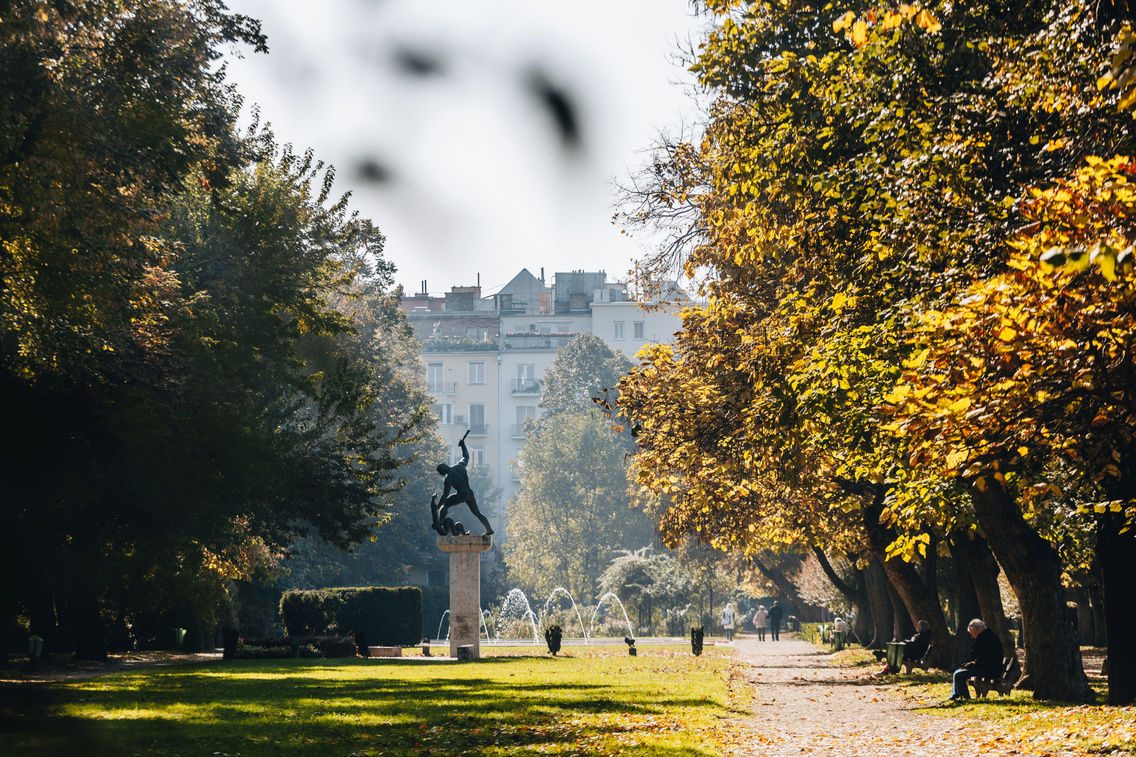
[
  {"left": 420, "top": 336, "right": 499, "bottom": 353},
  {"left": 502, "top": 333, "right": 577, "bottom": 351},
  {"left": 467, "top": 424, "right": 489, "bottom": 437},
  {"left": 511, "top": 378, "right": 541, "bottom": 395},
  {"left": 427, "top": 382, "right": 457, "bottom": 396},
  {"left": 510, "top": 424, "right": 529, "bottom": 439}
]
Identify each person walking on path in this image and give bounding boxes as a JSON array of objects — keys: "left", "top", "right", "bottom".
[
  {"left": 947, "top": 618, "right": 1003, "bottom": 703},
  {"left": 722, "top": 602, "right": 736, "bottom": 642},
  {"left": 752, "top": 605, "right": 769, "bottom": 641},
  {"left": 768, "top": 600, "right": 784, "bottom": 641}
]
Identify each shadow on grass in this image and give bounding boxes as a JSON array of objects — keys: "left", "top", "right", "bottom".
[{"left": 1, "top": 657, "right": 722, "bottom": 757}]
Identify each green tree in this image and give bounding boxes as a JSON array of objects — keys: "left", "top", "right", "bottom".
[
  {"left": 2, "top": 0, "right": 267, "bottom": 659},
  {"left": 540, "top": 333, "right": 634, "bottom": 414},
  {"left": 504, "top": 411, "right": 655, "bottom": 607}
]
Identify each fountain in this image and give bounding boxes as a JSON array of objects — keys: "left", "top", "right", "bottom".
[
  {"left": 434, "top": 588, "right": 650, "bottom": 648},
  {"left": 588, "top": 592, "right": 635, "bottom": 640},
  {"left": 496, "top": 588, "right": 540, "bottom": 642},
  {"left": 480, "top": 608, "right": 493, "bottom": 643},
  {"left": 435, "top": 610, "right": 450, "bottom": 642},
  {"left": 542, "top": 587, "right": 588, "bottom": 643}
]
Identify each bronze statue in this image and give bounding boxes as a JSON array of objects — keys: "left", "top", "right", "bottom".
[{"left": 432, "top": 430, "right": 494, "bottom": 536}]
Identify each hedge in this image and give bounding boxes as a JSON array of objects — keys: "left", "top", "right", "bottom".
[
  {"left": 241, "top": 635, "right": 358, "bottom": 658},
  {"left": 280, "top": 587, "right": 422, "bottom": 646},
  {"left": 420, "top": 585, "right": 449, "bottom": 642}
]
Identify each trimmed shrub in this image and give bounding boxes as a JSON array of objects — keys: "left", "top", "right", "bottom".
[
  {"left": 233, "top": 643, "right": 320, "bottom": 660},
  {"left": 420, "top": 585, "right": 449, "bottom": 641},
  {"left": 544, "top": 625, "right": 563, "bottom": 656},
  {"left": 280, "top": 587, "right": 421, "bottom": 646},
  {"left": 239, "top": 635, "right": 358, "bottom": 658},
  {"left": 798, "top": 623, "right": 827, "bottom": 646}
]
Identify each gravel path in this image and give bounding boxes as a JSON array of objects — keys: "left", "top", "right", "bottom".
[{"left": 725, "top": 637, "right": 984, "bottom": 757}]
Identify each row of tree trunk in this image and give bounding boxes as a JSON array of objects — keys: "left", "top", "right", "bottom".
[{"left": 800, "top": 480, "right": 1134, "bottom": 704}]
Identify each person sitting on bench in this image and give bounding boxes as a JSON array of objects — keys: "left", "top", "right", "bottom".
[
  {"left": 946, "top": 618, "right": 1003, "bottom": 703},
  {"left": 904, "top": 620, "right": 931, "bottom": 662}
]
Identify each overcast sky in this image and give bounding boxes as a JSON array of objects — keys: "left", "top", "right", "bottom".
[{"left": 222, "top": 0, "right": 708, "bottom": 297}]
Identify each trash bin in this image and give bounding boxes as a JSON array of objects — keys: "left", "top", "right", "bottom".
[
  {"left": 887, "top": 641, "right": 905, "bottom": 672},
  {"left": 832, "top": 631, "right": 847, "bottom": 651},
  {"left": 169, "top": 628, "right": 186, "bottom": 650}
]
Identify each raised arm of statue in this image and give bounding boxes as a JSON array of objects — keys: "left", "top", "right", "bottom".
[{"left": 458, "top": 429, "right": 471, "bottom": 465}]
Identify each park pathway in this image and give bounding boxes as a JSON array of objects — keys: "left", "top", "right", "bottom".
[{"left": 723, "top": 636, "right": 1013, "bottom": 757}]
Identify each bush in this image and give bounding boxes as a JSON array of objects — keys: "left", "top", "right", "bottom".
[
  {"left": 232, "top": 643, "right": 320, "bottom": 660},
  {"left": 280, "top": 587, "right": 421, "bottom": 646},
  {"left": 300, "top": 635, "right": 358, "bottom": 658},
  {"left": 544, "top": 625, "right": 563, "bottom": 656},
  {"left": 798, "top": 623, "right": 829, "bottom": 646},
  {"left": 240, "top": 635, "right": 358, "bottom": 658},
  {"left": 420, "top": 585, "right": 449, "bottom": 642}
]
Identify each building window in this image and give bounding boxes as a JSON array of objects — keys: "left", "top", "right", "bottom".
[
  {"left": 469, "top": 445, "right": 486, "bottom": 468},
  {"left": 513, "top": 364, "right": 538, "bottom": 394},
  {"left": 513, "top": 405, "right": 536, "bottom": 437},
  {"left": 468, "top": 403, "right": 487, "bottom": 435},
  {"left": 427, "top": 362, "right": 445, "bottom": 394},
  {"left": 613, "top": 321, "right": 625, "bottom": 340},
  {"left": 437, "top": 403, "right": 454, "bottom": 426},
  {"left": 634, "top": 321, "right": 645, "bottom": 339},
  {"left": 467, "top": 361, "right": 486, "bottom": 384}
]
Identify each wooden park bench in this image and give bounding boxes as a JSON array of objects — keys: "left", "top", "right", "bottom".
[
  {"left": 972, "top": 656, "right": 1019, "bottom": 698},
  {"left": 902, "top": 644, "right": 934, "bottom": 674}
]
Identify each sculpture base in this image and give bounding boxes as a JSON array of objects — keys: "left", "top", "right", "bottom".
[{"left": 437, "top": 534, "right": 492, "bottom": 659}]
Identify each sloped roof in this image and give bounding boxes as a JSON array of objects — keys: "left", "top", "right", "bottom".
[{"left": 497, "top": 268, "right": 547, "bottom": 295}]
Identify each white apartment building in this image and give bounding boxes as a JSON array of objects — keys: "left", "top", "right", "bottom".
[{"left": 402, "top": 269, "right": 684, "bottom": 545}]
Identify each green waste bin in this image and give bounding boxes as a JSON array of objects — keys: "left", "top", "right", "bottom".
[
  {"left": 887, "top": 641, "right": 905, "bottom": 672},
  {"left": 832, "top": 631, "right": 847, "bottom": 651},
  {"left": 170, "top": 628, "right": 186, "bottom": 650}
]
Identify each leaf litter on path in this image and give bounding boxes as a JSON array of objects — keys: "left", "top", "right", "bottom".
[{"left": 710, "top": 638, "right": 1135, "bottom": 757}]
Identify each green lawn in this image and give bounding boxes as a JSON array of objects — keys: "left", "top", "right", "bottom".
[{"left": 1, "top": 646, "right": 734, "bottom": 757}]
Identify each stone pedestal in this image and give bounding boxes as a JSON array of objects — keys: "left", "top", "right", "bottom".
[{"left": 437, "top": 534, "right": 492, "bottom": 659}]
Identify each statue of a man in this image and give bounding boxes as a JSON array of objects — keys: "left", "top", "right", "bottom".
[{"left": 432, "top": 430, "right": 494, "bottom": 536}]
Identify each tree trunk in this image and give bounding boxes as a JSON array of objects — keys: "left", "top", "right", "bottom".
[
  {"left": 951, "top": 539, "right": 983, "bottom": 669},
  {"left": 849, "top": 565, "right": 872, "bottom": 645},
  {"left": 887, "top": 579, "right": 914, "bottom": 642},
  {"left": 1089, "top": 582, "right": 1108, "bottom": 648},
  {"left": 750, "top": 553, "right": 825, "bottom": 622},
  {"left": 859, "top": 488, "right": 951, "bottom": 669},
  {"left": 1071, "top": 585, "right": 1095, "bottom": 647},
  {"left": 954, "top": 532, "right": 1015, "bottom": 658},
  {"left": 69, "top": 533, "right": 106, "bottom": 661},
  {"left": 811, "top": 548, "right": 871, "bottom": 635},
  {"left": 1097, "top": 512, "right": 1136, "bottom": 705},
  {"left": 862, "top": 556, "right": 893, "bottom": 648},
  {"left": 970, "top": 484, "right": 1092, "bottom": 702}
]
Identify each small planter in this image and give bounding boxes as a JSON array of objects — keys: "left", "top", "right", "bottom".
[
  {"left": 544, "top": 625, "right": 563, "bottom": 656},
  {"left": 691, "top": 625, "right": 704, "bottom": 656}
]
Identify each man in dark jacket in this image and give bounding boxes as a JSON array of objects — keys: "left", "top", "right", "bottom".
[
  {"left": 768, "top": 601, "right": 784, "bottom": 641},
  {"left": 947, "top": 618, "right": 1003, "bottom": 702}
]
